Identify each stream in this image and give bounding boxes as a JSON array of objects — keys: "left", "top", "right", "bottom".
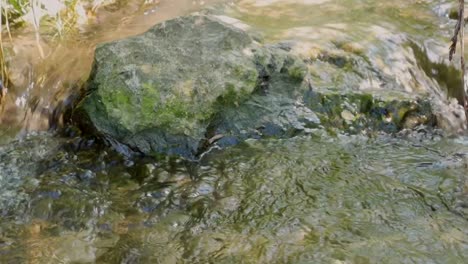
[{"left": 1, "top": 0, "right": 468, "bottom": 263}]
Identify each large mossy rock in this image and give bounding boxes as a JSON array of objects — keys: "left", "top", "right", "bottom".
[
  {"left": 73, "top": 14, "right": 440, "bottom": 159},
  {"left": 73, "top": 14, "right": 308, "bottom": 158}
]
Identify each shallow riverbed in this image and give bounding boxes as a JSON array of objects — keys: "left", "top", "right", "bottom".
[
  {"left": 1, "top": 132, "right": 468, "bottom": 263},
  {"left": 1, "top": 0, "right": 468, "bottom": 263}
]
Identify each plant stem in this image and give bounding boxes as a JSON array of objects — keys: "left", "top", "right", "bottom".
[
  {"left": 449, "top": 0, "right": 468, "bottom": 120},
  {"left": 460, "top": 0, "right": 467, "bottom": 111},
  {"left": 30, "top": 0, "right": 45, "bottom": 58}
]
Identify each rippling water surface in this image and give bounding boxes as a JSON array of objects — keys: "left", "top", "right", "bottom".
[
  {"left": 1, "top": 133, "right": 467, "bottom": 263},
  {"left": 1, "top": 0, "right": 468, "bottom": 263}
]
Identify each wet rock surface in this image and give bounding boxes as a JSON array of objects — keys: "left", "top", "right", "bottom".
[
  {"left": 73, "top": 14, "right": 311, "bottom": 158},
  {"left": 72, "top": 13, "right": 454, "bottom": 159}
]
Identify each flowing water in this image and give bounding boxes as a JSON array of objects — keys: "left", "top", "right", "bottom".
[
  {"left": 1, "top": 132, "right": 467, "bottom": 263},
  {"left": 1, "top": 0, "right": 468, "bottom": 263}
]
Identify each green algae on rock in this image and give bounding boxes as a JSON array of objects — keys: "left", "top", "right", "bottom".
[{"left": 72, "top": 14, "right": 309, "bottom": 158}]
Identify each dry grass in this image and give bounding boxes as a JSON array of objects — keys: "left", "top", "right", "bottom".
[{"left": 0, "top": 0, "right": 123, "bottom": 107}]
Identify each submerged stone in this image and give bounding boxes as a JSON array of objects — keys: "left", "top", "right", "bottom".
[{"left": 0, "top": 133, "right": 63, "bottom": 217}]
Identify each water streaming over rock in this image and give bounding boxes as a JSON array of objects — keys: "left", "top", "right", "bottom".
[{"left": 1, "top": 0, "right": 468, "bottom": 263}]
